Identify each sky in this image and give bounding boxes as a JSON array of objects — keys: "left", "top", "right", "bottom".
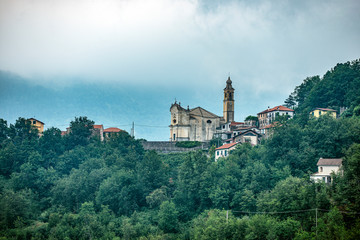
[{"left": 0, "top": 0, "right": 360, "bottom": 140}]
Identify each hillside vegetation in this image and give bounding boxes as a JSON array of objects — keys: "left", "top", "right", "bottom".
[{"left": 1, "top": 59, "right": 360, "bottom": 239}]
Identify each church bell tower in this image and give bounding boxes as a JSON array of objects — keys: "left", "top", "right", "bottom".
[{"left": 223, "top": 77, "right": 235, "bottom": 123}]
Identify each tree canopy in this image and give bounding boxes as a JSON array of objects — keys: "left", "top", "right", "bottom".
[{"left": 1, "top": 59, "right": 360, "bottom": 239}]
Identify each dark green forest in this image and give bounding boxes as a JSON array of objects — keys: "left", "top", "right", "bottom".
[{"left": 1, "top": 59, "right": 360, "bottom": 239}]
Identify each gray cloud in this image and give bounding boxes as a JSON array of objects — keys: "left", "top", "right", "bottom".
[{"left": 0, "top": 0, "right": 359, "bottom": 95}]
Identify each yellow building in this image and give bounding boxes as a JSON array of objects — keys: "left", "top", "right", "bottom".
[
  {"left": 310, "top": 108, "right": 337, "bottom": 118},
  {"left": 28, "top": 118, "right": 45, "bottom": 135}
]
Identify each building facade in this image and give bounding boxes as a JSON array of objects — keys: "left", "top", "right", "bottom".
[
  {"left": 310, "top": 108, "right": 337, "bottom": 118},
  {"left": 28, "top": 118, "right": 45, "bottom": 135},
  {"left": 257, "top": 105, "right": 294, "bottom": 128},
  {"left": 169, "top": 77, "right": 235, "bottom": 142},
  {"left": 233, "top": 130, "right": 261, "bottom": 146},
  {"left": 104, "top": 127, "right": 123, "bottom": 139},
  {"left": 169, "top": 104, "right": 222, "bottom": 142},
  {"left": 215, "top": 142, "right": 239, "bottom": 161},
  {"left": 310, "top": 158, "right": 343, "bottom": 183}
]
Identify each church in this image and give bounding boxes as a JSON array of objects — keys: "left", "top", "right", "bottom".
[{"left": 169, "top": 77, "right": 235, "bottom": 142}]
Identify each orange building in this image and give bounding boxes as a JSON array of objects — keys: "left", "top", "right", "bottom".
[{"left": 28, "top": 118, "right": 45, "bottom": 135}]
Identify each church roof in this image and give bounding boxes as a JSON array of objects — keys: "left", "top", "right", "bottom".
[
  {"left": 170, "top": 103, "right": 187, "bottom": 111},
  {"left": 224, "top": 77, "right": 234, "bottom": 90},
  {"left": 190, "top": 107, "right": 220, "bottom": 118}
]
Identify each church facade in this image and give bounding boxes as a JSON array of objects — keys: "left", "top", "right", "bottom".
[{"left": 169, "top": 77, "right": 235, "bottom": 142}]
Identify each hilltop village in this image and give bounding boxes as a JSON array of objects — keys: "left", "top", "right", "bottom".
[
  {"left": 1, "top": 59, "right": 360, "bottom": 239},
  {"left": 27, "top": 75, "right": 342, "bottom": 165},
  {"left": 26, "top": 76, "right": 344, "bottom": 184},
  {"left": 167, "top": 77, "right": 339, "bottom": 160}
]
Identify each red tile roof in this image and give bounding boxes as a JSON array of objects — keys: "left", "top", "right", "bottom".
[
  {"left": 317, "top": 158, "right": 342, "bottom": 166},
  {"left": 258, "top": 105, "right": 294, "bottom": 115},
  {"left": 104, "top": 127, "right": 123, "bottom": 133},
  {"left": 259, "top": 123, "right": 277, "bottom": 129},
  {"left": 93, "top": 125, "right": 103, "bottom": 129},
  {"left": 230, "top": 121, "right": 244, "bottom": 126},
  {"left": 216, "top": 142, "right": 238, "bottom": 150},
  {"left": 61, "top": 131, "right": 67, "bottom": 136}
]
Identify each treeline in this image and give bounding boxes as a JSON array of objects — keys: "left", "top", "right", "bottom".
[
  {"left": 0, "top": 59, "right": 360, "bottom": 239},
  {"left": 285, "top": 59, "right": 360, "bottom": 117}
]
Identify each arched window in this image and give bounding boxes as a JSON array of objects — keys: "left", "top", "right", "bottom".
[{"left": 207, "top": 120, "right": 212, "bottom": 124}]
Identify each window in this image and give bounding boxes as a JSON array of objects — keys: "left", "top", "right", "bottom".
[
  {"left": 320, "top": 167, "right": 323, "bottom": 172},
  {"left": 173, "top": 134, "right": 176, "bottom": 141},
  {"left": 217, "top": 151, "right": 219, "bottom": 156},
  {"left": 319, "top": 111, "right": 322, "bottom": 115},
  {"left": 327, "top": 176, "right": 331, "bottom": 183},
  {"left": 173, "top": 119, "right": 176, "bottom": 124},
  {"left": 207, "top": 120, "right": 212, "bottom": 124},
  {"left": 33, "top": 120, "right": 36, "bottom": 124},
  {"left": 225, "top": 150, "right": 227, "bottom": 156}
]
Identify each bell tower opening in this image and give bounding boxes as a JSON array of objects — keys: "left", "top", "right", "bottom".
[{"left": 223, "top": 76, "right": 235, "bottom": 123}]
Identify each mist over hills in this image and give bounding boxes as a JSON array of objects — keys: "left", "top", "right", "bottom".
[{"left": 0, "top": 71, "right": 178, "bottom": 140}]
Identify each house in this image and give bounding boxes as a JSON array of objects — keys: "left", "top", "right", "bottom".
[
  {"left": 169, "top": 77, "right": 235, "bottom": 142},
  {"left": 215, "top": 142, "right": 239, "bottom": 161},
  {"left": 310, "top": 158, "right": 343, "bottom": 183},
  {"left": 259, "top": 123, "right": 279, "bottom": 138},
  {"left": 216, "top": 121, "right": 244, "bottom": 140},
  {"left": 310, "top": 108, "right": 337, "bottom": 119},
  {"left": 104, "top": 127, "right": 123, "bottom": 138},
  {"left": 257, "top": 105, "right": 294, "bottom": 128},
  {"left": 92, "top": 125, "right": 104, "bottom": 141},
  {"left": 63, "top": 124, "right": 105, "bottom": 141},
  {"left": 233, "top": 130, "right": 261, "bottom": 145},
  {"left": 27, "top": 118, "right": 45, "bottom": 135},
  {"left": 223, "top": 129, "right": 261, "bottom": 146}
]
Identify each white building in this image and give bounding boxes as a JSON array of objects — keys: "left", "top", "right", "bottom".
[
  {"left": 310, "top": 158, "right": 343, "bottom": 183},
  {"left": 215, "top": 142, "right": 239, "bottom": 161},
  {"left": 257, "top": 105, "right": 294, "bottom": 128},
  {"left": 234, "top": 130, "right": 261, "bottom": 146}
]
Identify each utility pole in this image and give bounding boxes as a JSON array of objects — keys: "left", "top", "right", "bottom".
[
  {"left": 315, "top": 208, "right": 318, "bottom": 237},
  {"left": 226, "top": 210, "right": 229, "bottom": 224},
  {"left": 131, "top": 122, "right": 134, "bottom": 138}
]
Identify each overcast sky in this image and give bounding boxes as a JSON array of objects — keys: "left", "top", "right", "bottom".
[{"left": 1, "top": 0, "right": 360, "bottom": 139}]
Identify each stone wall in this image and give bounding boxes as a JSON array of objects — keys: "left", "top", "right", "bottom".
[{"left": 141, "top": 141, "right": 210, "bottom": 153}]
